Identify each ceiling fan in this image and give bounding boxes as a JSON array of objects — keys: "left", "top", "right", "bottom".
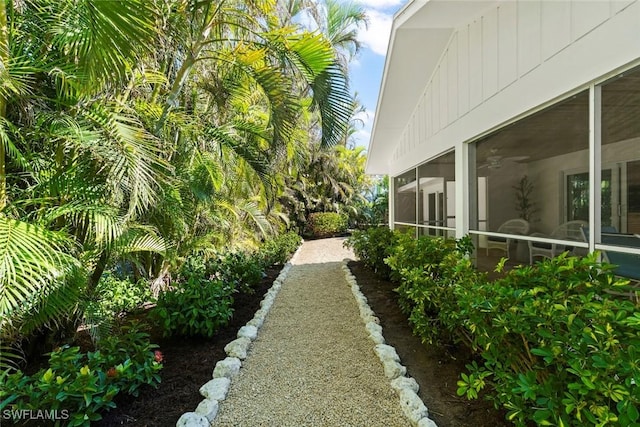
[{"left": 478, "top": 148, "right": 529, "bottom": 170}]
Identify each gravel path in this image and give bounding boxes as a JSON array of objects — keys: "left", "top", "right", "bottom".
[{"left": 213, "top": 238, "right": 411, "bottom": 427}]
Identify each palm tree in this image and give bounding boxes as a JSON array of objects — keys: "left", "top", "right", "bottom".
[
  {"left": 0, "top": 0, "right": 167, "bottom": 353},
  {"left": 0, "top": 0, "right": 360, "bottom": 368}
]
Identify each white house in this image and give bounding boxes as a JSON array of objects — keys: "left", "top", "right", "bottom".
[{"left": 367, "top": 0, "right": 640, "bottom": 277}]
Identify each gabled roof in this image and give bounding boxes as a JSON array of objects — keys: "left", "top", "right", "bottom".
[{"left": 366, "top": 0, "right": 497, "bottom": 174}]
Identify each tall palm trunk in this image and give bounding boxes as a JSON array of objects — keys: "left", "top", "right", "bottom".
[{"left": 155, "top": 3, "right": 221, "bottom": 134}]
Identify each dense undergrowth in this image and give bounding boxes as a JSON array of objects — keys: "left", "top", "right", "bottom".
[
  {"left": 345, "top": 228, "right": 640, "bottom": 427},
  {"left": 0, "top": 233, "right": 301, "bottom": 426}
]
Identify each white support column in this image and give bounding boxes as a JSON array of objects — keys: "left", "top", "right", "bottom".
[
  {"left": 388, "top": 175, "right": 395, "bottom": 230},
  {"left": 415, "top": 167, "right": 420, "bottom": 238},
  {"left": 589, "top": 84, "right": 602, "bottom": 253},
  {"left": 455, "top": 140, "right": 470, "bottom": 239}
]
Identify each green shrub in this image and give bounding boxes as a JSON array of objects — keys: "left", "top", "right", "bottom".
[
  {"left": 178, "top": 251, "right": 264, "bottom": 294},
  {"left": 344, "top": 226, "right": 398, "bottom": 278},
  {"left": 85, "top": 274, "right": 153, "bottom": 320},
  {"left": 151, "top": 276, "right": 234, "bottom": 338},
  {"left": 456, "top": 253, "right": 640, "bottom": 426},
  {"left": 209, "top": 251, "right": 263, "bottom": 294},
  {"left": 258, "top": 231, "right": 302, "bottom": 267},
  {"left": 81, "top": 274, "right": 154, "bottom": 343},
  {"left": 306, "top": 212, "right": 347, "bottom": 238},
  {"left": 354, "top": 231, "right": 640, "bottom": 426},
  {"left": 0, "top": 325, "right": 162, "bottom": 427},
  {"left": 385, "top": 233, "right": 478, "bottom": 344}
]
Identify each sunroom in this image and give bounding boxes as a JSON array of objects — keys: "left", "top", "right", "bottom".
[{"left": 367, "top": 0, "right": 640, "bottom": 278}]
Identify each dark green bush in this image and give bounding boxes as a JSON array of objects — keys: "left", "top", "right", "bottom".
[
  {"left": 208, "top": 251, "right": 263, "bottom": 294},
  {"left": 258, "top": 231, "right": 302, "bottom": 267},
  {"left": 85, "top": 275, "right": 153, "bottom": 322},
  {"left": 385, "top": 233, "right": 478, "bottom": 345},
  {"left": 357, "top": 231, "right": 640, "bottom": 427},
  {"left": 151, "top": 276, "right": 234, "bottom": 338},
  {"left": 456, "top": 254, "right": 640, "bottom": 426},
  {"left": 177, "top": 251, "right": 263, "bottom": 294},
  {"left": 0, "top": 325, "right": 162, "bottom": 427},
  {"left": 306, "top": 212, "right": 347, "bottom": 238},
  {"left": 344, "top": 226, "right": 398, "bottom": 278}
]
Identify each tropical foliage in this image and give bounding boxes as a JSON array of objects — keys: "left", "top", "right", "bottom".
[
  {"left": 0, "top": 0, "right": 369, "bottom": 371},
  {"left": 348, "top": 228, "right": 640, "bottom": 427},
  {"left": 1, "top": 324, "right": 163, "bottom": 427}
]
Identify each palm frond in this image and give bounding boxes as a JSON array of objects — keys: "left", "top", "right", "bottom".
[
  {"left": 51, "top": 0, "right": 158, "bottom": 85},
  {"left": 310, "top": 62, "right": 352, "bottom": 147},
  {"left": 83, "top": 103, "right": 173, "bottom": 217},
  {"left": 0, "top": 215, "right": 79, "bottom": 318},
  {"left": 42, "top": 201, "right": 124, "bottom": 248},
  {"left": 118, "top": 232, "right": 169, "bottom": 256},
  {"left": 0, "top": 117, "right": 27, "bottom": 170}
]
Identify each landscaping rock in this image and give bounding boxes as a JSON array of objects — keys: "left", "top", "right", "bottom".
[
  {"left": 399, "top": 388, "right": 429, "bottom": 424},
  {"left": 195, "top": 399, "right": 219, "bottom": 422},
  {"left": 359, "top": 305, "right": 376, "bottom": 320},
  {"left": 260, "top": 295, "right": 275, "bottom": 310},
  {"left": 355, "top": 294, "right": 368, "bottom": 306},
  {"left": 381, "top": 358, "right": 407, "bottom": 379},
  {"left": 418, "top": 417, "right": 439, "bottom": 427},
  {"left": 366, "top": 322, "right": 383, "bottom": 337},
  {"left": 237, "top": 325, "right": 258, "bottom": 340},
  {"left": 176, "top": 412, "right": 209, "bottom": 427},
  {"left": 224, "top": 337, "right": 251, "bottom": 359},
  {"left": 200, "top": 377, "right": 231, "bottom": 401},
  {"left": 391, "top": 376, "right": 420, "bottom": 394},
  {"left": 362, "top": 313, "right": 380, "bottom": 324},
  {"left": 253, "top": 308, "right": 268, "bottom": 321},
  {"left": 368, "top": 329, "right": 385, "bottom": 345},
  {"left": 212, "top": 357, "right": 242, "bottom": 378},
  {"left": 374, "top": 344, "right": 401, "bottom": 362},
  {"left": 247, "top": 316, "right": 264, "bottom": 329}
]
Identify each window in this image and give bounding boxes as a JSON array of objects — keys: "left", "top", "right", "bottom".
[
  {"left": 417, "top": 151, "right": 455, "bottom": 237},
  {"left": 470, "top": 91, "right": 590, "bottom": 267},
  {"left": 394, "top": 170, "right": 417, "bottom": 226},
  {"left": 602, "top": 66, "right": 640, "bottom": 237}
]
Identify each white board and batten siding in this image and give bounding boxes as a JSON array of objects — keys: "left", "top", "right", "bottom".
[{"left": 389, "top": 0, "right": 640, "bottom": 177}]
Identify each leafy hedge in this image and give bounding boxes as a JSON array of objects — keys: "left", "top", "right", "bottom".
[
  {"left": 306, "top": 212, "right": 347, "bottom": 237},
  {"left": 344, "top": 226, "right": 397, "bottom": 278},
  {"left": 152, "top": 256, "right": 235, "bottom": 337},
  {"left": 257, "top": 231, "right": 302, "bottom": 267},
  {"left": 0, "top": 325, "right": 162, "bottom": 427},
  {"left": 153, "top": 231, "right": 302, "bottom": 338},
  {"left": 351, "top": 227, "right": 640, "bottom": 426}
]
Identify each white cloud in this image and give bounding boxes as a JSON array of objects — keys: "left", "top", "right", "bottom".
[
  {"left": 354, "top": 109, "right": 373, "bottom": 128},
  {"left": 358, "top": 9, "right": 394, "bottom": 56},
  {"left": 353, "top": 128, "right": 372, "bottom": 148},
  {"left": 350, "top": 109, "right": 375, "bottom": 148},
  {"left": 354, "top": 0, "right": 404, "bottom": 9}
]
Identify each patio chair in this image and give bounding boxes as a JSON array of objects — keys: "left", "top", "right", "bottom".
[
  {"left": 581, "top": 226, "right": 640, "bottom": 280},
  {"left": 528, "top": 220, "right": 588, "bottom": 264},
  {"left": 486, "top": 218, "right": 530, "bottom": 258}
]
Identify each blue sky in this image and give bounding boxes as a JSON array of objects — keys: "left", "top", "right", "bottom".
[{"left": 345, "top": 0, "right": 409, "bottom": 149}]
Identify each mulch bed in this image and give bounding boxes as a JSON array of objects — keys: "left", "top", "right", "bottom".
[
  {"left": 348, "top": 261, "right": 510, "bottom": 427},
  {"left": 96, "top": 267, "right": 282, "bottom": 427},
  {"left": 96, "top": 261, "right": 510, "bottom": 427}
]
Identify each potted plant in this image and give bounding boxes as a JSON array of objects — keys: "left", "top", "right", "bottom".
[
  {"left": 513, "top": 176, "right": 537, "bottom": 261},
  {"left": 513, "top": 175, "right": 537, "bottom": 222}
]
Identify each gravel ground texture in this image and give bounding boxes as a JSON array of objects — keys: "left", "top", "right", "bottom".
[{"left": 213, "top": 238, "right": 412, "bottom": 427}]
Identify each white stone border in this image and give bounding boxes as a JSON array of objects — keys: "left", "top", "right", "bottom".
[
  {"left": 176, "top": 243, "right": 303, "bottom": 427},
  {"left": 341, "top": 259, "right": 438, "bottom": 427}
]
